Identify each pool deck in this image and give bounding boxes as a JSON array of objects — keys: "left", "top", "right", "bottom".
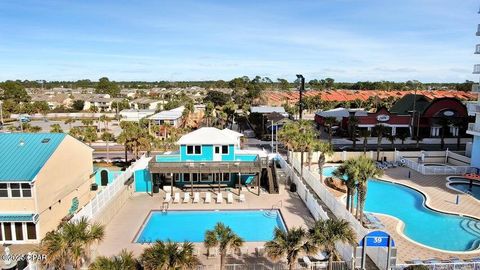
[
  {"left": 324, "top": 164, "right": 480, "bottom": 263},
  {"left": 95, "top": 183, "right": 315, "bottom": 267}
]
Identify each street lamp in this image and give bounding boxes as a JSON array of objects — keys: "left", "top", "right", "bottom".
[{"left": 296, "top": 74, "right": 305, "bottom": 120}]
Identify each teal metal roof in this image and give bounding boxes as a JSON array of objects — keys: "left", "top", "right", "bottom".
[
  {"left": 0, "top": 133, "right": 66, "bottom": 182},
  {"left": 0, "top": 213, "right": 37, "bottom": 222}
]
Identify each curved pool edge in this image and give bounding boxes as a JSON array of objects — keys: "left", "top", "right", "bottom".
[
  {"left": 372, "top": 212, "right": 480, "bottom": 255},
  {"left": 370, "top": 177, "right": 480, "bottom": 253},
  {"left": 375, "top": 177, "right": 480, "bottom": 224}
]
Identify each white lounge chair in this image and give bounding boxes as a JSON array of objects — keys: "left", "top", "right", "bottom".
[
  {"left": 173, "top": 193, "right": 180, "bottom": 203},
  {"left": 183, "top": 193, "right": 190, "bottom": 203},
  {"left": 193, "top": 192, "right": 200, "bottom": 203},
  {"left": 303, "top": 256, "right": 312, "bottom": 268},
  {"left": 216, "top": 192, "right": 223, "bottom": 204},
  {"left": 205, "top": 192, "right": 212, "bottom": 203},
  {"left": 164, "top": 192, "right": 172, "bottom": 203},
  {"left": 227, "top": 193, "right": 233, "bottom": 204},
  {"left": 239, "top": 193, "right": 246, "bottom": 202}
]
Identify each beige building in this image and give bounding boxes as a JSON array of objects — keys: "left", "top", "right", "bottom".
[{"left": 0, "top": 133, "right": 94, "bottom": 243}]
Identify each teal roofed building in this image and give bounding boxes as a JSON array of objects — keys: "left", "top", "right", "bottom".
[
  {"left": 0, "top": 133, "right": 95, "bottom": 244},
  {"left": 145, "top": 127, "right": 276, "bottom": 196},
  {"left": 0, "top": 133, "right": 66, "bottom": 181}
]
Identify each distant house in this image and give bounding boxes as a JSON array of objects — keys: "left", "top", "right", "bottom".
[
  {"left": 251, "top": 106, "right": 288, "bottom": 117},
  {"left": 120, "top": 109, "right": 156, "bottom": 122},
  {"left": 0, "top": 133, "right": 94, "bottom": 243},
  {"left": 130, "top": 98, "right": 166, "bottom": 110},
  {"left": 83, "top": 94, "right": 124, "bottom": 112},
  {"left": 148, "top": 106, "right": 185, "bottom": 127}
]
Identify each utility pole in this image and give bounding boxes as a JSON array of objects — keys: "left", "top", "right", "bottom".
[{"left": 296, "top": 74, "right": 305, "bottom": 120}]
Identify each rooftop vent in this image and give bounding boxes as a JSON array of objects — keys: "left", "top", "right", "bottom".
[{"left": 41, "top": 138, "right": 51, "bottom": 144}]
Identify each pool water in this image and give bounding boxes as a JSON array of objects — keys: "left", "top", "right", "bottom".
[
  {"left": 322, "top": 166, "right": 480, "bottom": 251},
  {"left": 136, "top": 210, "right": 286, "bottom": 243}
]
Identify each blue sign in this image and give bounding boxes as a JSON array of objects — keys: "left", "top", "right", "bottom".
[{"left": 358, "top": 231, "right": 395, "bottom": 248}]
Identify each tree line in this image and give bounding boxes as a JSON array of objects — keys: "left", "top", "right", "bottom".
[{"left": 1, "top": 77, "right": 474, "bottom": 93}]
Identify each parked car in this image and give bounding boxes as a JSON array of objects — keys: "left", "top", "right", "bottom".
[{"left": 18, "top": 115, "right": 31, "bottom": 123}]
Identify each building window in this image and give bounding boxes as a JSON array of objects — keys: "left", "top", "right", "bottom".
[
  {"left": 221, "top": 145, "right": 229, "bottom": 154},
  {"left": 10, "top": 184, "right": 21, "bottom": 198},
  {"left": 26, "top": 223, "right": 37, "bottom": 240},
  {"left": 215, "top": 147, "right": 220, "bottom": 154},
  {"left": 200, "top": 173, "right": 211, "bottom": 182},
  {"left": 186, "top": 145, "right": 201, "bottom": 155},
  {"left": 15, "top": 223, "right": 23, "bottom": 241},
  {"left": 21, "top": 184, "right": 32, "bottom": 197},
  {"left": 0, "top": 184, "right": 8, "bottom": 198},
  {"left": 3, "top": 223, "right": 12, "bottom": 241},
  {"left": 223, "top": 173, "right": 230, "bottom": 182}
]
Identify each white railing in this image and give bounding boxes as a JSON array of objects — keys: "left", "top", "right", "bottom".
[
  {"left": 286, "top": 156, "right": 396, "bottom": 270},
  {"left": 468, "top": 122, "right": 480, "bottom": 133},
  {"left": 395, "top": 150, "right": 472, "bottom": 176},
  {"left": 278, "top": 155, "right": 373, "bottom": 270},
  {"left": 72, "top": 156, "right": 151, "bottom": 222}
]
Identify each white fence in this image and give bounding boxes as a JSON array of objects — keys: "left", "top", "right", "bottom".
[
  {"left": 72, "top": 156, "right": 151, "bottom": 222},
  {"left": 283, "top": 156, "right": 396, "bottom": 270},
  {"left": 395, "top": 150, "right": 472, "bottom": 175},
  {"left": 277, "top": 155, "right": 363, "bottom": 269}
]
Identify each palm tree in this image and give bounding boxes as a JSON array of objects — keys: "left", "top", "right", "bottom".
[
  {"left": 324, "top": 117, "right": 337, "bottom": 144},
  {"left": 50, "top": 123, "right": 63, "bottom": 133},
  {"left": 348, "top": 116, "right": 359, "bottom": 149},
  {"left": 396, "top": 131, "right": 408, "bottom": 146},
  {"left": 350, "top": 156, "right": 383, "bottom": 222},
  {"left": 265, "top": 227, "right": 317, "bottom": 270},
  {"left": 373, "top": 124, "right": 386, "bottom": 161},
  {"left": 141, "top": 240, "right": 199, "bottom": 270},
  {"left": 65, "top": 118, "right": 76, "bottom": 130},
  {"left": 204, "top": 101, "right": 214, "bottom": 127},
  {"left": 359, "top": 129, "right": 370, "bottom": 154},
  {"left": 438, "top": 117, "right": 451, "bottom": 150},
  {"left": 101, "top": 132, "right": 115, "bottom": 162},
  {"left": 309, "top": 219, "right": 357, "bottom": 270},
  {"left": 89, "top": 249, "right": 138, "bottom": 270},
  {"left": 40, "top": 217, "right": 105, "bottom": 269},
  {"left": 278, "top": 121, "right": 298, "bottom": 164},
  {"left": 83, "top": 126, "right": 98, "bottom": 146},
  {"left": 317, "top": 142, "right": 334, "bottom": 183},
  {"left": 81, "top": 119, "right": 94, "bottom": 127},
  {"left": 386, "top": 134, "right": 396, "bottom": 150},
  {"left": 452, "top": 119, "right": 465, "bottom": 150},
  {"left": 204, "top": 222, "right": 244, "bottom": 270},
  {"left": 295, "top": 120, "right": 317, "bottom": 179},
  {"left": 333, "top": 159, "right": 359, "bottom": 213}
]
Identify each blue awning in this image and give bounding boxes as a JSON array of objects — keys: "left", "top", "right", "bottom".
[{"left": 0, "top": 213, "right": 37, "bottom": 223}]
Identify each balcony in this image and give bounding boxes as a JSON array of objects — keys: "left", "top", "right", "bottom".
[
  {"left": 473, "top": 64, "right": 480, "bottom": 74},
  {"left": 472, "top": 84, "right": 480, "bottom": 92},
  {"left": 467, "top": 123, "right": 480, "bottom": 135},
  {"left": 476, "top": 45, "right": 480, "bottom": 54}
]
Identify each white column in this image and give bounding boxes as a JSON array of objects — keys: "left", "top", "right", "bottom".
[{"left": 392, "top": 127, "right": 397, "bottom": 136}]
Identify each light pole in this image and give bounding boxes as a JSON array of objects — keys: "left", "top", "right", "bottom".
[
  {"left": 0, "top": 100, "right": 3, "bottom": 125},
  {"left": 296, "top": 74, "right": 305, "bottom": 120}
]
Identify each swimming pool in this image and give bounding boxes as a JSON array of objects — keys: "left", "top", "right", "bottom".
[
  {"left": 136, "top": 210, "right": 286, "bottom": 243},
  {"left": 322, "top": 167, "right": 480, "bottom": 252},
  {"left": 447, "top": 177, "right": 480, "bottom": 200}
]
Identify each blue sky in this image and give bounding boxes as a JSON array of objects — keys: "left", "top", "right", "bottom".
[{"left": 0, "top": 0, "right": 478, "bottom": 82}]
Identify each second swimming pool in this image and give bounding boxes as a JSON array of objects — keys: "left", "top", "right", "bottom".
[
  {"left": 323, "top": 166, "right": 480, "bottom": 252},
  {"left": 136, "top": 210, "right": 286, "bottom": 243}
]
